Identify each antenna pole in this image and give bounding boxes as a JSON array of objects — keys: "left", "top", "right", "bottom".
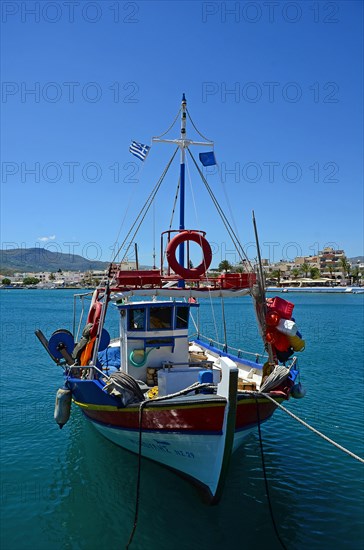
[
  {"left": 151, "top": 94, "right": 214, "bottom": 287},
  {"left": 178, "top": 93, "right": 187, "bottom": 288},
  {"left": 134, "top": 243, "right": 139, "bottom": 270}
]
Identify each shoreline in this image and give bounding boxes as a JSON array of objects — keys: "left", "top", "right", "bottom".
[
  {"left": 1, "top": 285, "right": 363, "bottom": 294},
  {"left": 267, "top": 286, "right": 363, "bottom": 294}
]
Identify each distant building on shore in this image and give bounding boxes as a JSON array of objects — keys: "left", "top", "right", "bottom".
[
  {"left": 0, "top": 260, "right": 137, "bottom": 287},
  {"left": 263, "top": 247, "right": 362, "bottom": 286}
]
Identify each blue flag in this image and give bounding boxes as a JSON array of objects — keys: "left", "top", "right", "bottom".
[
  {"left": 199, "top": 151, "right": 216, "bottom": 166},
  {"left": 129, "top": 141, "right": 151, "bottom": 161}
]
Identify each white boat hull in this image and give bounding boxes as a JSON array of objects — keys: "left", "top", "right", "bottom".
[{"left": 91, "top": 419, "right": 254, "bottom": 498}]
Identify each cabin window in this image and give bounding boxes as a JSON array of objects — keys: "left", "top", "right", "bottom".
[
  {"left": 149, "top": 306, "right": 172, "bottom": 330},
  {"left": 128, "top": 308, "right": 145, "bottom": 330},
  {"left": 176, "top": 306, "right": 189, "bottom": 329},
  {"left": 146, "top": 337, "right": 174, "bottom": 349}
]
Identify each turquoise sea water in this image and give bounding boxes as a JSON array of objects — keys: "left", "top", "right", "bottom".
[{"left": 1, "top": 290, "right": 363, "bottom": 550}]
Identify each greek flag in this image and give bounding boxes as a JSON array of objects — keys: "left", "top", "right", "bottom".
[{"left": 129, "top": 141, "right": 151, "bottom": 161}]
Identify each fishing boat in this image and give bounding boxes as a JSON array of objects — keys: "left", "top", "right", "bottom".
[{"left": 36, "top": 95, "right": 306, "bottom": 503}]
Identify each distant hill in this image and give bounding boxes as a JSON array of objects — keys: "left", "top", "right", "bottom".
[
  {"left": 0, "top": 248, "right": 110, "bottom": 273},
  {"left": 349, "top": 256, "right": 364, "bottom": 264}
]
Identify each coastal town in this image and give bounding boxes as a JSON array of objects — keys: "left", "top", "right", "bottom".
[{"left": 1, "top": 247, "right": 363, "bottom": 289}]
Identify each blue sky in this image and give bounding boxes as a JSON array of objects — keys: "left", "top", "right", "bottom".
[{"left": 1, "top": 0, "right": 363, "bottom": 267}]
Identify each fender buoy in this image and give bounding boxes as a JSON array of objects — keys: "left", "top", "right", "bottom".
[
  {"left": 288, "top": 334, "right": 305, "bottom": 352},
  {"left": 87, "top": 301, "right": 102, "bottom": 338},
  {"left": 166, "top": 231, "right": 212, "bottom": 279},
  {"left": 54, "top": 387, "right": 72, "bottom": 429}
]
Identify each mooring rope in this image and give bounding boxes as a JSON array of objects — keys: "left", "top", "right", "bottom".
[
  {"left": 255, "top": 397, "right": 288, "bottom": 550},
  {"left": 259, "top": 392, "right": 364, "bottom": 464},
  {"left": 125, "top": 385, "right": 363, "bottom": 549},
  {"left": 126, "top": 400, "right": 148, "bottom": 550}
]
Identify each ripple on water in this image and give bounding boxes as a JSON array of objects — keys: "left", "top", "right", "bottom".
[{"left": 1, "top": 291, "right": 363, "bottom": 550}]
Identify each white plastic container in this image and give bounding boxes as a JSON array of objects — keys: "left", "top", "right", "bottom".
[
  {"left": 276, "top": 318, "right": 297, "bottom": 336},
  {"left": 158, "top": 367, "right": 220, "bottom": 397}
]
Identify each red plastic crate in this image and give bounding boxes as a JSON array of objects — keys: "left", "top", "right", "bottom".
[
  {"left": 219, "top": 273, "right": 256, "bottom": 289},
  {"left": 116, "top": 270, "right": 162, "bottom": 286},
  {"left": 267, "top": 296, "right": 294, "bottom": 319}
]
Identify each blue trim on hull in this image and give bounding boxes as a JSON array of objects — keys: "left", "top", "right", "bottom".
[{"left": 67, "top": 378, "right": 123, "bottom": 407}]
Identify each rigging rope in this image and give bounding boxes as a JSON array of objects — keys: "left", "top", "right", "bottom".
[
  {"left": 187, "top": 148, "right": 253, "bottom": 270},
  {"left": 111, "top": 147, "right": 179, "bottom": 266},
  {"left": 189, "top": 309, "right": 199, "bottom": 334},
  {"left": 110, "top": 156, "right": 149, "bottom": 264},
  {"left": 162, "top": 177, "right": 181, "bottom": 268},
  {"left": 218, "top": 162, "right": 248, "bottom": 264},
  {"left": 221, "top": 296, "right": 228, "bottom": 352},
  {"left": 169, "top": 178, "right": 180, "bottom": 230},
  {"left": 185, "top": 155, "right": 219, "bottom": 343},
  {"left": 112, "top": 106, "right": 180, "bottom": 265},
  {"left": 259, "top": 392, "right": 364, "bottom": 464},
  {"left": 186, "top": 108, "right": 213, "bottom": 142},
  {"left": 153, "top": 108, "right": 181, "bottom": 139}
]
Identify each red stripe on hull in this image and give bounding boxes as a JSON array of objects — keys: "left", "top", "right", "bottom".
[
  {"left": 236, "top": 398, "right": 277, "bottom": 429},
  {"left": 83, "top": 404, "right": 226, "bottom": 432},
  {"left": 81, "top": 397, "right": 278, "bottom": 432}
]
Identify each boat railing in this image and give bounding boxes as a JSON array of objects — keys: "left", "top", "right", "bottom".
[
  {"left": 108, "top": 263, "right": 256, "bottom": 291},
  {"left": 196, "top": 333, "right": 267, "bottom": 364},
  {"left": 67, "top": 362, "right": 109, "bottom": 382},
  {"left": 72, "top": 291, "right": 94, "bottom": 341}
]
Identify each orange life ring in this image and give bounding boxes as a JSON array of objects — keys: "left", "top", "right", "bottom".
[
  {"left": 166, "top": 231, "right": 212, "bottom": 279},
  {"left": 87, "top": 301, "right": 102, "bottom": 338}
]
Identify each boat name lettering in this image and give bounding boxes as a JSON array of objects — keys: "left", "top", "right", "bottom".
[
  {"left": 128, "top": 439, "right": 172, "bottom": 453},
  {"left": 174, "top": 450, "right": 195, "bottom": 459},
  {"left": 128, "top": 439, "right": 194, "bottom": 458}
]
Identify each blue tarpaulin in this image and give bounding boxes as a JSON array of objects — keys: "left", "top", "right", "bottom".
[{"left": 98, "top": 346, "right": 120, "bottom": 369}]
